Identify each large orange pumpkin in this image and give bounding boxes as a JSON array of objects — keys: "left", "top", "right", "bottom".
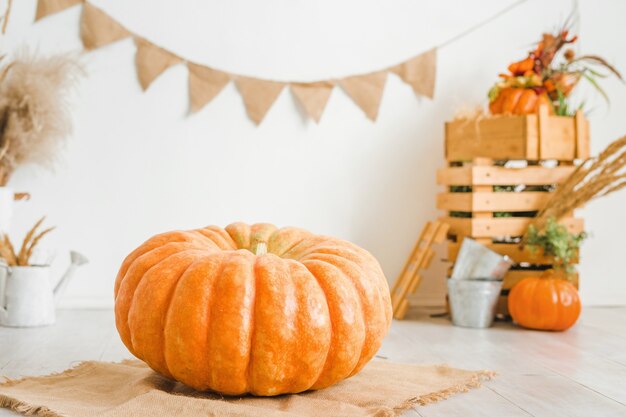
[
  {"left": 114, "top": 222, "right": 392, "bottom": 396},
  {"left": 489, "top": 87, "right": 552, "bottom": 115},
  {"left": 508, "top": 271, "right": 581, "bottom": 331}
]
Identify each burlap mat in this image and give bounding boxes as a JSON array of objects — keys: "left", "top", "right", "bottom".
[{"left": 0, "top": 360, "right": 493, "bottom": 417}]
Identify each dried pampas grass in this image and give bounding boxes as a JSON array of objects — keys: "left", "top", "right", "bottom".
[
  {"left": 452, "top": 105, "right": 487, "bottom": 121},
  {"left": 526, "top": 135, "right": 626, "bottom": 235},
  {"left": 0, "top": 50, "right": 83, "bottom": 185}
]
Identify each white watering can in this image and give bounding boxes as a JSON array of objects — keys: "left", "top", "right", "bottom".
[{"left": 0, "top": 251, "right": 88, "bottom": 327}]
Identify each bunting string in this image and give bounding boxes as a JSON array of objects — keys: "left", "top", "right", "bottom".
[{"left": 33, "top": 0, "right": 527, "bottom": 124}]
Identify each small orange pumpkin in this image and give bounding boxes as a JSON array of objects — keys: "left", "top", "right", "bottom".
[
  {"left": 489, "top": 87, "right": 552, "bottom": 115},
  {"left": 508, "top": 270, "right": 581, "bottom": 331},
  {"left": 114, "top": 222, "right": 392, "bottom": 396}
]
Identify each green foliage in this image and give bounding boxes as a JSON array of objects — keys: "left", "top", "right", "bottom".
[
  {"left": 449, "top": 211, "right": 471, "bottom": 218},
  {"left": 494, "top": 185, "right": 515, "bottom": 192},
  {"left": 525, "top": 217, "right": 587, "bottom": 273},
  {"left": 450, "top": 185, "right": 472, "bottom": 193},
  {"left": 554, "top": 89, "right": 585, "bottom": 117}
]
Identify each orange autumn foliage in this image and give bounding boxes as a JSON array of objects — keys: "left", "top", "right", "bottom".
[
  {"left": 488, "top": 25, "right": 620, "bottom": 116},
  {"left": 114, "top": 222, "right": 392, "bottom": 396},
  {"left": 508, "top": 271, "right": 581, "bottom": 331}
]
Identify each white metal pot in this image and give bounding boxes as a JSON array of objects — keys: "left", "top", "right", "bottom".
[
  {"left": 0, "top": 252, "right": 88, "bottom": 327},
  {"left": 0, "top": 265, "right": 55, "bottom": 327}
]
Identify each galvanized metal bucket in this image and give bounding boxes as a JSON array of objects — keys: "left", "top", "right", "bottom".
[{"left": 447, "top": 278, "right": 503, "bottom": 328}]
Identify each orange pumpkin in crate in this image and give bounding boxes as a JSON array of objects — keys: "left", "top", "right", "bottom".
[
  {"left": 508, "top": 270, "right": 581, "bottom": 331},
  {"left": 114, "top": 222, "right": 392, "bottom": 396},
  {"left": 489, "top": 87, "right": 552, "bottom": 115}
]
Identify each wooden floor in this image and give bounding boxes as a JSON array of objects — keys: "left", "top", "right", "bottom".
[{"left": 1, "top": 307, "right": 625, "bottom": 416}]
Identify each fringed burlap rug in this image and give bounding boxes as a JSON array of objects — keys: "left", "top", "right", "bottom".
[{"left": 0, "top": 360, "right": 493, "bottom": 417}]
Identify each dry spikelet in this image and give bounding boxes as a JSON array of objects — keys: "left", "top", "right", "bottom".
[
  {"left": 0, "top": 234, "right": 17, "bottom": 266},
  {"left": 17, "top": 216, "right": 45, "bottom": 264},
  {"left": 0, "top": 217, "right": 54, "bottom": 267},
  {"left": 526, "top": 135, "right": 626, "bottom": 237},
  {"left": 24, "top": 226, "right": 56, "bottom": 265}
]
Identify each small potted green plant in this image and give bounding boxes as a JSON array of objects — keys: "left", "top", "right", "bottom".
[{"left": 525, "top": 217, "right": 586, "bottom": 278}]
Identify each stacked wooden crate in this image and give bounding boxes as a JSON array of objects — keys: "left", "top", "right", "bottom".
[{"left": 437, "top": 107, "right": 589, "bottom": 315}]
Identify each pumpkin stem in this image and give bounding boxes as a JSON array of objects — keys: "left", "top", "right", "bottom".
[{"left": 255, "top": 242, "right": 268, "bottom": 256}]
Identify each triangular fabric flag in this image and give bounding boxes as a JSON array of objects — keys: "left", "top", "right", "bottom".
[
  {"left": 391, "top": 48, "right": 437, "bottom": 99},
  {"left": 290, "top": 81, "right": 334, "bottom": 123},
  {"left": 80, "top": 3, "right": 132, "bottom": 50},
  {"left": 235, "top": 77, "right": 285, "bottom": 125},
  {"left": 134, "top": 38, "right": 183, "bottom": 91},
  {"left": 339, "top": 71, "right": 387, "bottom": 121},
  {"left": 35, "top": 0, "right": 82, "bottom": 21},
  {"left": 188, "top": 63, "right": 231, "bottom": 113}
]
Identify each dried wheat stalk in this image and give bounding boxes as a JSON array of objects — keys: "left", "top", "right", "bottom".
[
  {"left": 526, "top": 135, "right": 626, "bottom": 236},
  {"left": 0, "top": 216, "right": 55, "bottom": 266},
  {"left": 1, "top": 0, "right": 12, "bottom": 34},
  {"left": 16, "top": 216, "right": 45, "bottom": 263}
]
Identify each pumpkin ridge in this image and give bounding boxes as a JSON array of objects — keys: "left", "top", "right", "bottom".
[
  {"left": 116, "top": 243, "right": 204, "bottom": 352},
  {"left": 195, "top": 227, "right": 238, "bottom": 250},
  {"left": 115, "top": 231, "right": 203, "bottom": 295},
  {"left": 303, "top": 259, "right": 365, "bottom": 389},
  {"left": 160, "top": 258, "right": 206, "bottom": 379},
  {"left": 301, "top": 252, "right": 387, "bottom": 375},
  {"left": 204, "top": 250, "right": 256, "bottom": 394},
  {"left": 116, "top": 231, "right": 216, "bottom": 297},
  {"left": 315, "top": 257, "right": 367, "bottom": 379},
  {"left": 301, "top": 260, "right": 334, "bottom": 389},
  {"left": 269, "top": 235, "right": 309, "bottom": 258},
  {"left": 284, "top": 237, "right": 337, "bottom": 260},
  {"left": 284, "top": 258, "right": 332, "bottom": 392},
  {"left": 118, "top": 242, "right": 205, "bottom": 302},
  {"left": 299, "top": 243, "right": 391, "bottom": 327},
  {"left": 161, "top": 256, "right": 224, "bottom": 389},
  {"left": 126, "top": 250, "right": 206, "bottom": 364},
  {"left": 244, "top": 252, "right": 261, "bottom": 393},
  {"left": 116, "top": 241, "right": 207, "bottom": 303},
  {"left": 225, "top": 222, "right": 251, "bottom": 250}
]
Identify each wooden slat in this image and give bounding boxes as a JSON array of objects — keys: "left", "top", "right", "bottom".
[
  {"left": 441, "top": 216, "right": 584, "bottom": 238},
  {"left": 445, "top": 115, "right": 535, "bottom": 161},
  {"left": 447, "top": 241, "right": 579, "bottom": 264},
  {"left": 392, "top": 221, "right": 449, "bottom": 320},
  {"left": 537, "top": 106, "right": 576, "bottom": 160},
  {"left": 437, "top": 191, "right": 551, "bottom": 212},
  {"left": 437, "top": 165, "right": 576, "bottom": 186},
  {"left": 437, "top": 165, "right": 473, "bottom": 185},
  {"left": 445, "top": 109, "right": 585, "bottom": 161},
  {"left": 575, "top": 110, "right": 590, "bottom": 159},
  {"left": 502, "top": 270, "right": 579, "bottom": 290},
  {"left": 525, "top": 116, "right": 539, "bottom": 159}
]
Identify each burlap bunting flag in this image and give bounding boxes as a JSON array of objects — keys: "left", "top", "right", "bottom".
[
  {"left": 35, "top": 0, "right": 82, "bottom": 21},
  {"left": 235, "top": 77, "right": 285, "bottom": 125},
  {"left": 391, "top": 48, "right": 437, "bottom": 99},
  {"left": 188, "top": 64, "right": 231, "bottom": 113},
  {"left": 135, "top": 38, "right": 183, "bottom": 91},
  {"left": 339, "top": 71, "right": 388, "bottom": 121},
  {"left": 291, "top": 81, "right": 335, "bottom": 123},
  {"left": 35, "top": 0, "right": 438, "bottom": 124},
  {"left": 80, "top": 3, "right": 131, "bottom": 50}
]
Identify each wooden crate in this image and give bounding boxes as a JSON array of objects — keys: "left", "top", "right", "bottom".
[
  {"left": 445, "top": 107, "right": 589, "bottom": 161},
  {"left": 437, "top": 156, "right": 581, "bottom": 316}
]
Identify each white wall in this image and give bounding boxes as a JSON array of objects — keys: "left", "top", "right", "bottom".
[{"left": 2, "top": 0, "right": 625, "bottom": 308}]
